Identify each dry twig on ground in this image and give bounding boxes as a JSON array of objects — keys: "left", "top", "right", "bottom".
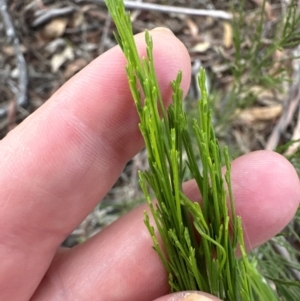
[
  {"left": 31, "top": 6, "right": 75, "bottom": 27},
  {"left": 266, "top": 45, "right": 300, "bottom": 150},
  {"left": 87, "top": 0, "right": 233, "bottom": 20}
]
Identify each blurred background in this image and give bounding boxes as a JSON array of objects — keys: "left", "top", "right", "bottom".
[{"left": 0, "top": 2, "right": 299, "bottom": 287}]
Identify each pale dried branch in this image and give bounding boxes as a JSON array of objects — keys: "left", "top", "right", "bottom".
[
  {"left": 266, "top": 45, "right": 300, "bottom": 150},
  {"left": 31, "top": 6, "right": 75, "bottom": 27},
  {"left": 90, "top": 0, "right": 233, "bottom": 20},
  {"left": 265, "top": 84, "right": 300, "bottom": 150},
  {"left": 284, "top": 106, "right": 300, "bottom": 156}
]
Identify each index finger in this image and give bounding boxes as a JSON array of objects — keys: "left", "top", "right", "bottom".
[{"left": 0, "top": 28, "right": 191, "bottom": 301}]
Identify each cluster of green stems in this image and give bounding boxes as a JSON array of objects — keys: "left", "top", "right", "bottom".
[{"left": 105, "top": 1, "right": 283, "bottom": 300}]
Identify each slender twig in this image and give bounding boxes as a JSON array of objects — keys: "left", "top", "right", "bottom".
[
  {"left": 31, "top": 7, "right": 75, "bottom": 27},
  {"left": 284, "top": 105, "right": 300, "bottom": 156},
  {"left": 265, "top": 83, "right": 300, "bottom": 150},
  {"left": 91, "top": 0, "right": 233, "bottom": 20},
  {"left": 0, "top": 0, "right": 28, "bottom": 109},
  {"left": 266, "top": 45, "right": 300, "bottom": 150}
]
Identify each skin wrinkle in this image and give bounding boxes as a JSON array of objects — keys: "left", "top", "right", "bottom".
[
  {"left": 104, "top": 235, "right": 166, "bottom": 300},
  {"left": 42, "top": 268, "right": 71, "bottom": 301},
  {"left": 53, "top": 112, "right": 119, "bottom": 186},
  {"left": 64, "top": 85, "right": 134, "bottom": 149},
  {"left": 1, "top": 148, "right": 90, "bottom": 244},
  {"left": 0, "top": 176, "right": 67, "bottom": 238},
  {"left": 23, "top": 105, "right": 123, "bottom": 235},
  {"left": 0, "top": 228, "right": 53, "bottom": 299}
]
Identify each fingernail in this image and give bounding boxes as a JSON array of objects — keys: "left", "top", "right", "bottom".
[
  {"left": 182, "top": 293, "right": 213, "bottom": 301},
  {"left": 152, "top": 27, "right": 174, "bottom": 34}
]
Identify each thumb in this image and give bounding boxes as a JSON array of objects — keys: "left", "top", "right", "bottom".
[{"left": 153, "top": 292, "right": 223, "bottom": 301}]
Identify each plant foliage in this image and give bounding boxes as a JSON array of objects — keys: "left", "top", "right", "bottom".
[{"left": 105, "top": 0, "right": 299, "bottom": 300}]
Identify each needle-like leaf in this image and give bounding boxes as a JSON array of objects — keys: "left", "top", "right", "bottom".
[{"left": 105, "top": 1, "right": 282, "bottom": 300}]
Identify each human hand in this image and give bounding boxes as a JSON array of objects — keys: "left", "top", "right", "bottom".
[{"left": 0, "top": 28, "right": 299, "bottom": 301}]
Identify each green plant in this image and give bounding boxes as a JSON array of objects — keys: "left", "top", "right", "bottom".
[
  {"left": 215, "top": 0, "right": 300, "bottom": 128},
  {"left": 105, "top": 0, "right": 298, "bottom": 300}
]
